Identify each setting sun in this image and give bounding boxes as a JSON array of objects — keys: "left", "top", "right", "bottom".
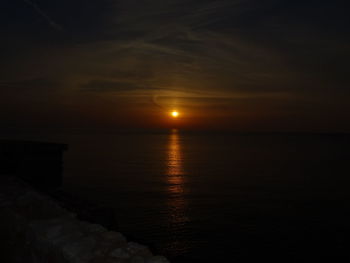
[{"left": 171, "top": 111, "right": 179, "bottom": 118}]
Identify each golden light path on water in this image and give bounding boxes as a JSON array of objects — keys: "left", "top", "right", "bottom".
[
  {"left": 168, "top": 129, "right": 184, "bottom": 180},
  {"left": 166, "top": 129, "right": 189, "bottom": 241}
]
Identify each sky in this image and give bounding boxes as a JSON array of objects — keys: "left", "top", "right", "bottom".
[{"left": 1, "top": 0, "right": 349, "bottom": 132}]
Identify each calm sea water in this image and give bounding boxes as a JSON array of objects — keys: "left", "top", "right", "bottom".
[{"left": 4, "top": 131, "right": 350, "bottom": 262}]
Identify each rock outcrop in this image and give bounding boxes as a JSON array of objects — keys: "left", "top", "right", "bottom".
[{"left": 0, "top": 176, "right": 169, "bottom": 263}]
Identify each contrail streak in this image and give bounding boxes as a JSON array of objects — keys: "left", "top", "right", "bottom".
[{"left": 23, "top": 0, "right": 63, "bottom": 31}]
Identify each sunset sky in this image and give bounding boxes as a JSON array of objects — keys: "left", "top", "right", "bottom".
[{"left": 1, "top": 0, "right": 349, "bottom": 132}]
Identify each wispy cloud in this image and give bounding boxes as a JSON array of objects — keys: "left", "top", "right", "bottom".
[
  {"left": 81, "top": 80, "right": 146, "bottom": 92},
  {"left": 0, "top": 78, "right": 61, "bottom": 90},
  {"left": 23, "top": 0, "right": 63, "bottom": 31}
]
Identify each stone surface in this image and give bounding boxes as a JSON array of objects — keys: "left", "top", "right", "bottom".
[
  {"left": 147, "top": 256, "right": 170, "bottom": 263},
  {"left": 0, "top": 176, "right": 170, "bottom": 263}
]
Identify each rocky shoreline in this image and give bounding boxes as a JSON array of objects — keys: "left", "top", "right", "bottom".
[{"left": 0, "top": 176, "right": 169, "bottom": 263}]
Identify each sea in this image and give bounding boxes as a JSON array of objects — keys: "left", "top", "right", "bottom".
[{"left": 3, "top": 131, "right": 350, "bottom": 262}]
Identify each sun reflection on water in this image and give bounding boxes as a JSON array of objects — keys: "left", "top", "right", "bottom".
[
  {"left": 168, "top": 130, "right": 184, "bottom": 191},
  {"left": 166, "top": 129, "right": 188, "bottom": 225}
]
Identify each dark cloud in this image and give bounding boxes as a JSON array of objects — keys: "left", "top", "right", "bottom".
[
  {"left": 0, "top": 0, "right": 349, "bottom": 131},
  {"left": 22, "top": 0, "right": 63, "bottom": 31},
  {"left": 81, "top": 80, "right": 146, "bottom": 92},
  {"left": 0, "top": 78, "right": 61, "bottom": 90}
]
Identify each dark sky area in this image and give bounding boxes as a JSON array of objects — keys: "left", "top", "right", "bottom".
[{"left": 1, "top": 0, "right": 349, "bottom": 132}]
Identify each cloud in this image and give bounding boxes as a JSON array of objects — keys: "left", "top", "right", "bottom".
[
  {"left": 23, "top": 0, "right": 63, "bottom": 31},
  {"left": 1, "top": 0, "right": 348, "bottom": 131},
  {"left": 0, "top": 78, "right": 61, "bottom": 90},
  {"left": 80, "top": 80, "right": 147, "bottom": 92}
]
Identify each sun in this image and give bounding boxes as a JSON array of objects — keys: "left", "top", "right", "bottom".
[{"left": 171, "top": 111, "right": 179, "bottom": 118}]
